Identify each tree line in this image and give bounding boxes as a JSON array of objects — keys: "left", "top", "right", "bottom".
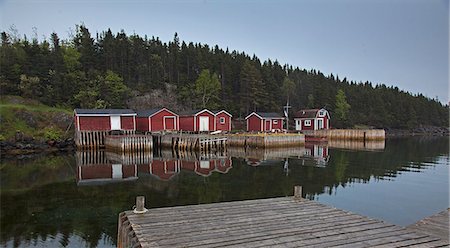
[{"left": 1, "top": 25, "right": 448, "bottom": 129}]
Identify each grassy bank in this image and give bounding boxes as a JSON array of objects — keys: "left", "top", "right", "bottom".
[{"left": 0, "top": 96, "right": 73, "bottom": 141}]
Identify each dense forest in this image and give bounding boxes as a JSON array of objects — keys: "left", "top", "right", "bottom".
[{"left": 1, "top": 25, "right": 448, "bottom": 129}]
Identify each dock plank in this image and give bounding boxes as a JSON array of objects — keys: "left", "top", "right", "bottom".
[
  {"left": 407, "top": 209, "right": 449, "bottom": 243},
  {"left": 118, "top": 196, "right": 448, "bottom": 248}
]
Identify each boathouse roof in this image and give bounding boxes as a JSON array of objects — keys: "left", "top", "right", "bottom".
[
  {"left": 136, "top": 108, "right": 178, "bottom": 117},
  {"left": 74, "top": 109, "right": 136, "bottom": 115},
  {"left": 245, "top": 112, "right": 283, "bottom": 119},
  {"left": 294, "top": 109, "right": 329, "bottom": 119}
]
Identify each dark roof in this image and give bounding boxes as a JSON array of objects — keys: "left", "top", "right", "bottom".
[
  {"left": 75, "top": 109, "right": 136, "bottom": 115},
  {"left": 136, "top": 108, "right": 163, "bottom": 117},
  {"left": 293, "top": 109, "right": 321, "bottom": 118},
  {"left": 246, "top": 112, "right": 283, "bottom": 119}
]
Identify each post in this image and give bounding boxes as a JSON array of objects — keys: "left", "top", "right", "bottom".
[
  {"left": 294, "top": 185, "right": 302, "bottom": 199},
  {"left": 134, "top": 196, "right": 148, "bottom": 214}
]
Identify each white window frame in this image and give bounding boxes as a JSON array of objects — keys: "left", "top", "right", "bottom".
[
  {"left": 273, "top": 120, "right": 278, "bottom": 124},
  {"left": 219, "top": 117, "right": 226, "bottom": 124},
  {"left": 318, "top": 110, "right": 326, "bottom": 117},
  {"left": 304, "top": 120, "right": 312, "bottom": 126}
]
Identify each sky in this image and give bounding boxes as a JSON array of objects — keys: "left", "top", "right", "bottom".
[{"left": 1, "top": 0, "right": 448, "bottom": 103}]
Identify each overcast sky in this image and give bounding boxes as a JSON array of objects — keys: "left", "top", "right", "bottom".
[{"left": 1, "top": 0, "right": 448, "bottom": 103}]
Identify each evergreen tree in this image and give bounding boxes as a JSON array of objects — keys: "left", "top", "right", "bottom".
[{"left": 334, "top": 89, "right": 351, "bottom": 127}]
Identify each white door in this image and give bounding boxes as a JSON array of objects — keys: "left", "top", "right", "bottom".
[
  {"left": 317, "top": 119, "right": 324, "bottom": 130},
  {"left": 295, "top": 119, "right": 301, "bottom": 130},
  {"left": 110, "top": 115, "right": 121, "bottom": 130},
  {"left": 112, "top": 164, "right": 123, "bottom": 179},
  {"left": 199, "top": 116, "right": 209, "bottom": 131}
]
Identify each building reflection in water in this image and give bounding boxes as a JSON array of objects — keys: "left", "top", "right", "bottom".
[{"left": 75, "top": 139, "right": 385, "bottom": 185}]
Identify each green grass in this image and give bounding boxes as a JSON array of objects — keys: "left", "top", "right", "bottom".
[{"left": 0, "top": 96, "right": 73, "bottom": 141}]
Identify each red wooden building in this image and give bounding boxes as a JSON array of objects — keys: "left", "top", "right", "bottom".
[
  {"left": 74, "top": 109, "right": 136, "bottom": 131},
  {"left": 179, "top": 109, "right": 216, "bottom": 132},
  {"left": 136, "top": 108, "right": 179, "bottom": 132},
  {"left": 76, "top": 164, "right": 138, "bottom": 186},
  {"left": 213, "top": 110, "right": 232, "bottom": 132},
  {"left": 293, "top": 108, "right": 330, "bottom": 131},
  {"left": 245, "top": 112, "right": 284, "bottom": 132}
]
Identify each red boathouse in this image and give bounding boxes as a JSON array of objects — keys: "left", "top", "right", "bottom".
[
  {"left": 136, "top": 108, "right": 179, "bottom": 132},
  {"left": 179, "top": 109, "right": 216, "bottom": 132},
  {"left": 294, "top": 108, "right": 330, "bottom": 131},
  {"left": 213, "top": 110, "right": 233, "bottom": 132},
  {"left": 245, "top": 112, "right": 284, "bottom": 132},
  {"left": 74, "top": 109, "right": 136, "bottom": 131}
]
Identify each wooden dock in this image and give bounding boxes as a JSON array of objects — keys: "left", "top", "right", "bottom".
[
  {"left": 303, "top": 129, "right": 385, "bottom": 141},
  {"left": 227, "top": 133, "right": 305, "bottom": 148},
  {"left": 407, "top": 209, "right": 449, "bottom": 243},
  {"left": 117, "top": 188, "right": 448, "bottom": 248}
]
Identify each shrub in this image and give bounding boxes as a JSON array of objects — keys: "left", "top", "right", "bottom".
[{"left": 44, "top": 128, "right": 62, "bottom": 141}]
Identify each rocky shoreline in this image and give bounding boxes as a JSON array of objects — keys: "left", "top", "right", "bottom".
[
  {"left": 385, "top": 126, "right": 449, "bottom": 137},
  {"left": 0, "top": 138, "right": 75, "bottom": 157},
  {"left": 1, "top": 127, "right": 448, "bottom": 157}
]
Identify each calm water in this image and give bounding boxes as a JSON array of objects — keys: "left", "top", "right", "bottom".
[{"left": 1, "top": 137, "right": 448, "bottom": 248}]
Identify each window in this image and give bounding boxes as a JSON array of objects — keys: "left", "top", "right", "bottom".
[
  {"left": 220, "top": 117, "right": 226, "bottom": 124},
  {"left": 304, "top": 120, "right": 311, "bottom": 126},
  {"left": 273, "top": 120, "right": 278, "bottom": 124},
  {"left": 318, "top": 110, "right": 326, "bottom": 117}
]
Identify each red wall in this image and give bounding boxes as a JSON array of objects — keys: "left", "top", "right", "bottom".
[
  {"left": 150, "top": 110, "right": 178, "bottom": 131},
  {"left": 195, "top": 112, "right": 215, "bottom": 131},
  {"left": 301, "top": 119, "right": 315, "bottom": 131},
  {"left": 151, "top": 160, "right": 177, "bottom": 180},
  {"left": 179, "top": 116, "right": 194, "bottom": 131},
  {"left": 270, "top": 118, "right": 283, "bottom": 130},
  {"left": 79, "top": 116, "right": 110, "bottom": 131},
  {"left": 136, "top": 117, "right": 149, "bottom": 132},
  {"left": 121, "top": 116, "right": 135, "bottom": 130},
  {"left": 215, "top": 113, "right": 231, "bottom": 131},
  {"left": 247, "top": 115, "right": 262, "bottom": 132}
]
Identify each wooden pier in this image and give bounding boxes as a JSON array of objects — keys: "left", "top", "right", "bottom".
[
  {"left": 227, "top": 133, "right": 305, "bottom": 148},
  {"left": 154, "top": 134, "right": 227, "bottom": 153},
  {"left": 117, "top": 188, "right": 448, "bottom": 248},
  {"left": 303, "top": 129, "right": 385, "bottom": 141},
  {"left": 104, "top": 134, "right": 153, "bottom": 152},
  {"left": 75, "top": 130, "right": 135, "bottom": 148},
  {"left": 407, "top": 209, "right": 449, "bottom": 243}
]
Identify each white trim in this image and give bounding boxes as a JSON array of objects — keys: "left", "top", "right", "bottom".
[
  {"left": 163, "top": 116, "right": 176, "bottom": 130},
  {"left": 194, "top": 109, "right": 215, "bottom": 116},
  {"left": 133, "top": 115, "right": 136, "bottom": 131},
  {"left": 177, "top": 116, "right": 180, "bottom": 131},
  {"left": 327, "top": 119, "right": 329, "bottom": 129},
  {"left": 215, "top": 110, "right": 233, "bottom": 117},
  {"left": 245, "top": 112, "right": 263, "bottom": 120},
  {"left": 219, "top": 117, "right": 226, "bottom": 124},
  {"left": 77, "top": 116, "right": 80, "bottom": 131},
  {"left": 146, "top": 108, "right": 179, "bottom": 118},
  {"left": 194, "top": 116, "right": 197, "bottom": 131},
  {"left": 229, "top": 117, "right": 231, "bottom": 131},
  {"left": 149, "top": 117, "right": 152, "bottom": 131},
  {"left": 214, "top": 115, "right": 217, "bottom": 131},
  {"left": 260, "top": 119, "right": 263, "bottom": 131},
  {"left": 304, "top": 119, "right": 312, "bottom": 127}
]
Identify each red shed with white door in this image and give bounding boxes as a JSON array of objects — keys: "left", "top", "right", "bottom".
[
  {"left": 179, "top": 109, "right": 215, "bottom": 132},
  {"left": 294, "top": 108, "right": 330, "bottom": 131},
  {"left": 74, "top": 109, "right": 136, "bottom": 131},
  {"left": 245, "top": 112, "right": 284, "bottom": 132},
  {"left": 136, "top": 108, "right": 179, "bottom": 132}
]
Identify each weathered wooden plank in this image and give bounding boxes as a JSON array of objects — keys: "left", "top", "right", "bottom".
[
  {"left": 407, "top": 209, "right": 450, "bottom": 243},
  {"left": 118, "top": 195, "right": 447, "bottom": 248},
  {"left": 132, "top": 212, "right": 365, "bottom": 244}
]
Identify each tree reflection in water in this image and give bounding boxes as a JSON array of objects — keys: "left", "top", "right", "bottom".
[{"left": 1, "top": 137, "right": 448, "bottom": 248}]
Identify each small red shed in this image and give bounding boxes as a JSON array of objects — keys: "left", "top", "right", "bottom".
[
  {"left": 136, "top": 108, "right": 179, "bottom": 132},
  {"left": 245, "top": 112, "right": 284, "bottom": 132},
  {"left": 293, "top": 108, "right": 330, "bottom": 131},
  {"left": 213, "top": 110, "right": 232, "bottom": 132},
  {"left": 179, "top": 109, "right": 216, "bottom": 132},
  {"left": 74, "top": 109, "right": 136, "bottom": 131}
]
